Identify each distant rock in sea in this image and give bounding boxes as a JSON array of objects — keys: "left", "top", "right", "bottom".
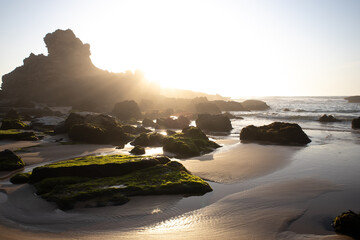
[
  {"left": 352, "top": 117, "right": 360, "bottom": 129},
  {"left": 318, "top": 114, "right": 341, "bottom": 123},
  {"left": 345, "top": 96, "right": 360, "bottom": 103}
]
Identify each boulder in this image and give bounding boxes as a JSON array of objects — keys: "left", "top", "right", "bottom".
[
  {"left": 130, "top": 132, "right": 165, "bottom": 147},
  {"left": 65, "top": 113, "right": 130, "bottom": 144},
  {"left": 4, "top": 109, "right": 20, "bottom": 119},
  {"left": 333, "top": 210, "right": 360, "bottom": 239},
  {"left": 163, "top": 127, "right": 221, "bottom": 158},
  {"left": 352, "top": 117, "right": 360, "bottom": 129},
  {"left": 142, "top": 118, "right": 156, "bottom": 127},
  {"left": 156, "top": 116, "right": 190, "bottom": 129},
  {"left": 195, "top": 102, "right": 221, "bottom": 114},
  {"left": 240, "top": 122, "right": 311, "bottom": 145},
  {"left": 112, "top": 100, "right": 142, "bottom": 121},
  {"left": 130, "top": 145, "right": 145, "bottom": 155},
  {"left": 0, "top": 129, "right": 38, "bottom": 141},
  {"left": 27, "top": 155, "right": 212, "bottom": 210},
  {"left": 10, "top": 172, "right": 32, "bottom": 184},
  {"left": 212, "top": 100, "right": 245, "bottom": 111},
  {"left": 319, "top": 114, "right": 341, "bottom": 122},
  {"left": 196, "top": 114, "right": 232, "bottom": 132},
  {"left": 1, "top": 119, "right": 29, "bottom": 130},
  {"left": 241, "top": 100, "right": 270, "bottom": 111},
  {"left": 0, "top": 149, "right": 25, "bottom": 171}
]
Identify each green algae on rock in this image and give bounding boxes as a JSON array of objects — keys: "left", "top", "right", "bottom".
[
  {"left": 27, "top": 155, "right": 212, "bottom": 210},
  {"left": 333, "top": 210, "right": 360, "bottom": 239},
  {"left": 1, "top": 119, "right": 29, "bottom": 130},
  {"left": 130, "top": 145, "right": 145, "bottom": 155},
  {"left": 10, "top": 172, "right": 32, "bottom": 184},
  {"left": 0, "top": 149, "right": 25, "bottom": 171},
  {"left": 163, "top": 126, "right": 221, "bottom": 158},
  {"left": 0, "top": 129, "right": 38, "bottom": 141}
]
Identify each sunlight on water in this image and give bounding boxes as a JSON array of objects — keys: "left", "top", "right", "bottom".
[{"left": 140, "top": 215, "right": 197, "bottom": 233}]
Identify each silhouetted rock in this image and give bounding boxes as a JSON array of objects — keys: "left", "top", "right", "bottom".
[
  {"left": 112, "top": 100, "right": 142, "bottom": 121},
  {"left": 223, "top": 112, "right": 243, "bottom": 119},
  {"left": 130, "top": 145, "right": 145, "bottom": 155},
  {"left": 142, "top": 118, "right": 155, "bottom": 127},
  {"left": 333, "top": 210, "right": 360, "bottom": 239},
  {"left": 345, "top": 96, "right": 360, "bottom": 103},
  {"left": 241, "top": 100, "right": 270, "bottom": 111},
  {"left": 121, "top": 125, "right": 150, "bottom": 135},
  {"left": 0, "top": 149, "right": 25, "bottom": 171},
  {"left": 156, "top": 116, "right": 190, "bottom": 129},
  {"left": 212, "top": 100, "right": 245, "bottom": 111},
  {"left": 130, "top": 132, "right": 165, "bottom": 147},
  {"left": 163, "top": 127, "right": 221, "bottom": 158},
  {"left": 352, "top": 117, "right": 360, "bottom": 129},
  {"left": 240, "top": 122, "right": 311, "bottom": 145},
  {"left": 0, "top": 130, "right": 38, "bottom": 141},
  {"left": 196, "top": 114, "right": 232, "bottom": 132},
  {"left": 195, "top": 102, "right": 221, "bottom": 114},
  {"left": 319, "top": 114, "right": 341, "bottom": 122},
  {"left": 64, "top": 113, "right": 130, "bottom": 144}
]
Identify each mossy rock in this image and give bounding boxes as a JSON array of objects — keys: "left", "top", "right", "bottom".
[
  {"left": 333, "top": 210, "right": 360, "bottom": 238},
  {"left": 130, "top": 132, "right": 165, "bottom": 147},
  {"left": 130, "top": 145, "right": 145, "bottom": 155},
  {"left": 27, "top": 155, "right": 211, "bottom": 210},
  {"left": 10, "top": 172, "right": 32, "bottom": 184},
  {"left": 1, "top": 119, "right": 29, "bottom": 130},
  {"left": 240, "top": 122, "right": 311, "bottom": 145},
  {"left": 0, "top": 129, "right": 38, "bottom": 141},
  {"left": 163, "top": 126, "right": 221, "bottom": 158},
  {"left": 0, "top": 149, "right": 25, "bottom": 171}
]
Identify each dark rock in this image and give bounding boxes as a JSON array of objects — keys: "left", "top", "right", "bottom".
[
  {"left": 283, "top": 108, "right": 290, "bottom": 112},
  {"left": 10, "top": 172, "right": 32, "bottom": 184},
  {"left": 345, "top": 96, "right": 360, "bottom": 103},
  {"left": 196, "top": 114, "right": 232, "bottom": 132},
  {"left": 121, "top": 125, "right": 150, "bottom": 135},
  {"left": 319, "top": 114, "right": 341, "bottom": 122},
  {"left": 0, "top": 130, "right": 38, "bottom": 141},
  {"left": 131, "top": 132, "right": 165, "bottom": 147},
  {"left": 4, "top": 109, "right": 20, "bottom": 119},
  {"left": 166, "top": 129, "right": 176, "bottom": 136},
  {"left": 212, "top": 100, "right": 245, "bottom": 111},
  {"left": 64, "top": 113, "right": 130, "bottom": 144},
  {"left": 352, "top": 117, "right": 360, "bottom": 129},
  {"left": 163, "top": 127, "right": 221, "bottom": 158},
  {"left": 333, "top": 210, "right": 360, "bottom": 239},
  {"left": 195, "top": 103, "right": 221, "bottom": 114},
  {"left": 112, "top": 100, "right": 142, "bottom": 121},
  {"left": 1, "top": 119, "right": 29, "bottom": 130},
  {"left": 142, "top": 118, "right": 155, "bottom": 127},
  {"left": 156, "top": 116, "right": 190, "bottom": 129},
  {"left": 240, "top": 122, "right": 311, "bottom": 145},
  {"left": 130, "top": 145, "right": 145, "bottom": 155},
  {"left": 241, "top": 100, "right": 270, "bottom": 111},
  {"left": 54, "top": 121, "right": 66, "bottom": 134},
  {"left": 0, "top": 149, "right": 25, "bottom": 171}
]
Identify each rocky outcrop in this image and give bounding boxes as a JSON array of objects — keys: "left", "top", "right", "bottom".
[
  {"left": 27, "top": 155, "right": 212, "bottom": 210},
  {"left": 1, "top": 119, "right": 29, "bottom": 130},
  {"left": 142, "top": 118, "right": 156, "bottom": 127},
  {"left": 1, "top": 29, "right": 151, "bottom": 111},
  {"left": 333, "top": 210, "right": 360, "bottom": 239},
  {"left": 112, "top": 100, "right": 142, "bottom": 121},
  {"left": 196, "top": 114, "right": 232, "bottom": 132},
  {"left": 318, "top": 114, "right": 341, "bottom": 122},
  {"left": 352, "top": 117, "right": 360, "bottom": 129},
  {"left": 64, "top": 113, "right": 130, "bottom": 144},
  {"left": 212, "top": 100, "right": 245, "bottom": 111},
  {"left": 195, "top": 103, "right": 221, "bottom": 114},
  {"left": 155, "top": 116, "right": 190, "bottom": 129},
  {"left": 240, "top": 122, "right": 311, "bottom": 145},
  {"left": 345, "top": 96, "right": 360, "bottom": 103},
  {"left": 241, "top": 100, "right": 270, "bottom": 111},
  {"left": 0, "top": 149, "right": 25, "bottom": 171},
  {"left": 163, "top": 127, "right": 221, "bottom": 158},
  {"left": 130, "top": 132, "right": 165, "bottom": 147},
  {"left": 130, "top": 145, "right": 145, "bottom": 155},
  {"left": 0, "top": 130, "right": 38, "bottom": 141}
]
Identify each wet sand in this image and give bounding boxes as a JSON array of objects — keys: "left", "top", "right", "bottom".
[{"left": 0, "top": 130, "right": 359, "bottom": 240}]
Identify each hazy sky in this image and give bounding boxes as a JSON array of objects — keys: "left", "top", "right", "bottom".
[{"left": 0, "top": 0, "right": 359, "bottom": 97}]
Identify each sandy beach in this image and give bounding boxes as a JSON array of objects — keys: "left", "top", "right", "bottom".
[{"left": 0, "top": 127, "right": 359, "bottom": 240}]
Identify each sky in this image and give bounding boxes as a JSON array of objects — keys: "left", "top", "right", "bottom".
[{"left": 0, "top": 0, "right": 359, "bottom": 97}]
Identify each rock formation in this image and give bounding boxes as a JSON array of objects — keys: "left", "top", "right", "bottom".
[
  {"left": 240, "top": 122, "right": 311, "bottom": 145},
  {"left": 196, "top": 114, "right": 232, "bottom": 132},
  {"left": 352, "top": 117, "right": 360, "bottom": 129},
  {"left": 345, "top": 96, "right": 360, "bottom": 103},
  {"left": 318, "top": 114, "right": 341, "bottom": 122}
]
